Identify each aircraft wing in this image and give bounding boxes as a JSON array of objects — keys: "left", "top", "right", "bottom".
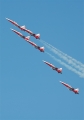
[{"left": 60, "top": 81, "right": 72, "bottom": 89}]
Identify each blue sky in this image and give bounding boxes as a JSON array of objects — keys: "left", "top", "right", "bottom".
[{"left": 1, "top": 0, "right": 84, "bottom": 120}]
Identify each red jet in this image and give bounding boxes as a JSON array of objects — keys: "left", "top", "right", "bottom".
[
  {"left": 28, "top": 40, "right": 44, "bottom": 52},
  {"left": 60, "top": 81, "right": 79, "bottom": 94},
  {"left": 6, "top": 18, "right": 40, "bottom": 39},
  {"left": 43, "top": 60, "right": 62, "bottom": 74},
  {"left": 11, "top": 28, "right": 30, "bottom": 41},
  {"left": 6, "top": 18, "right": 26, "bottom": 31}
]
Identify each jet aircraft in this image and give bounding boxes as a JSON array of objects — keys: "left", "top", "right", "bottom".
[
  {"left": 60, "top": 81, "right": 79, "bottom": 94},
  {"left": 28, "top": 40, "right": 44, "bottom": 52},
  {"left": 11, "top": 28, "right": 30, "bottom": 41},
  {"left": 43, "top": 60, "right": 62, "bottom": 74}
]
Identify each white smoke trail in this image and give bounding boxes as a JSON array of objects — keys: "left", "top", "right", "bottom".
[
  {"left": 45, "top": 52, "right": 84, "bottom": 78},
  {"left": 40, "top": 40, "right": 84, "bottom": 73},
  {"left": 41, "top": 40, "right": 84, "bottom": 67}
]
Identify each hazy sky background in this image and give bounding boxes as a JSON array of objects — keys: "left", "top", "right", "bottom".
[{"left": 1, "top": 0, "right": 84, "bottom": 120}]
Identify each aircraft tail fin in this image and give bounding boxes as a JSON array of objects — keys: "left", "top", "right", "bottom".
[
  {"left": 76, "top": 88, "right": 79, "bottom": 92},
  {"left": 75, "top": 88, "right": 79, "bottom": 94},
  {"left": 59, "top": 68, "right": 62, "bottom": 73},
  {"left": 40, "top": 46, "right": 44, "bottom": 52},
  {"left": 35, "top": 33, "right": 40, "bottom": 39}
]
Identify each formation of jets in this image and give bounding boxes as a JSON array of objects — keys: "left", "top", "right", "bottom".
[
  {"left": 11, "top": 28, "right": 44, "bottom": 52},
  {"left": 6, "top": 18, "right": 79, "bottom": 94},
  {"left": 6, "top": 18, "right": 40, "bottom": 39}
]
